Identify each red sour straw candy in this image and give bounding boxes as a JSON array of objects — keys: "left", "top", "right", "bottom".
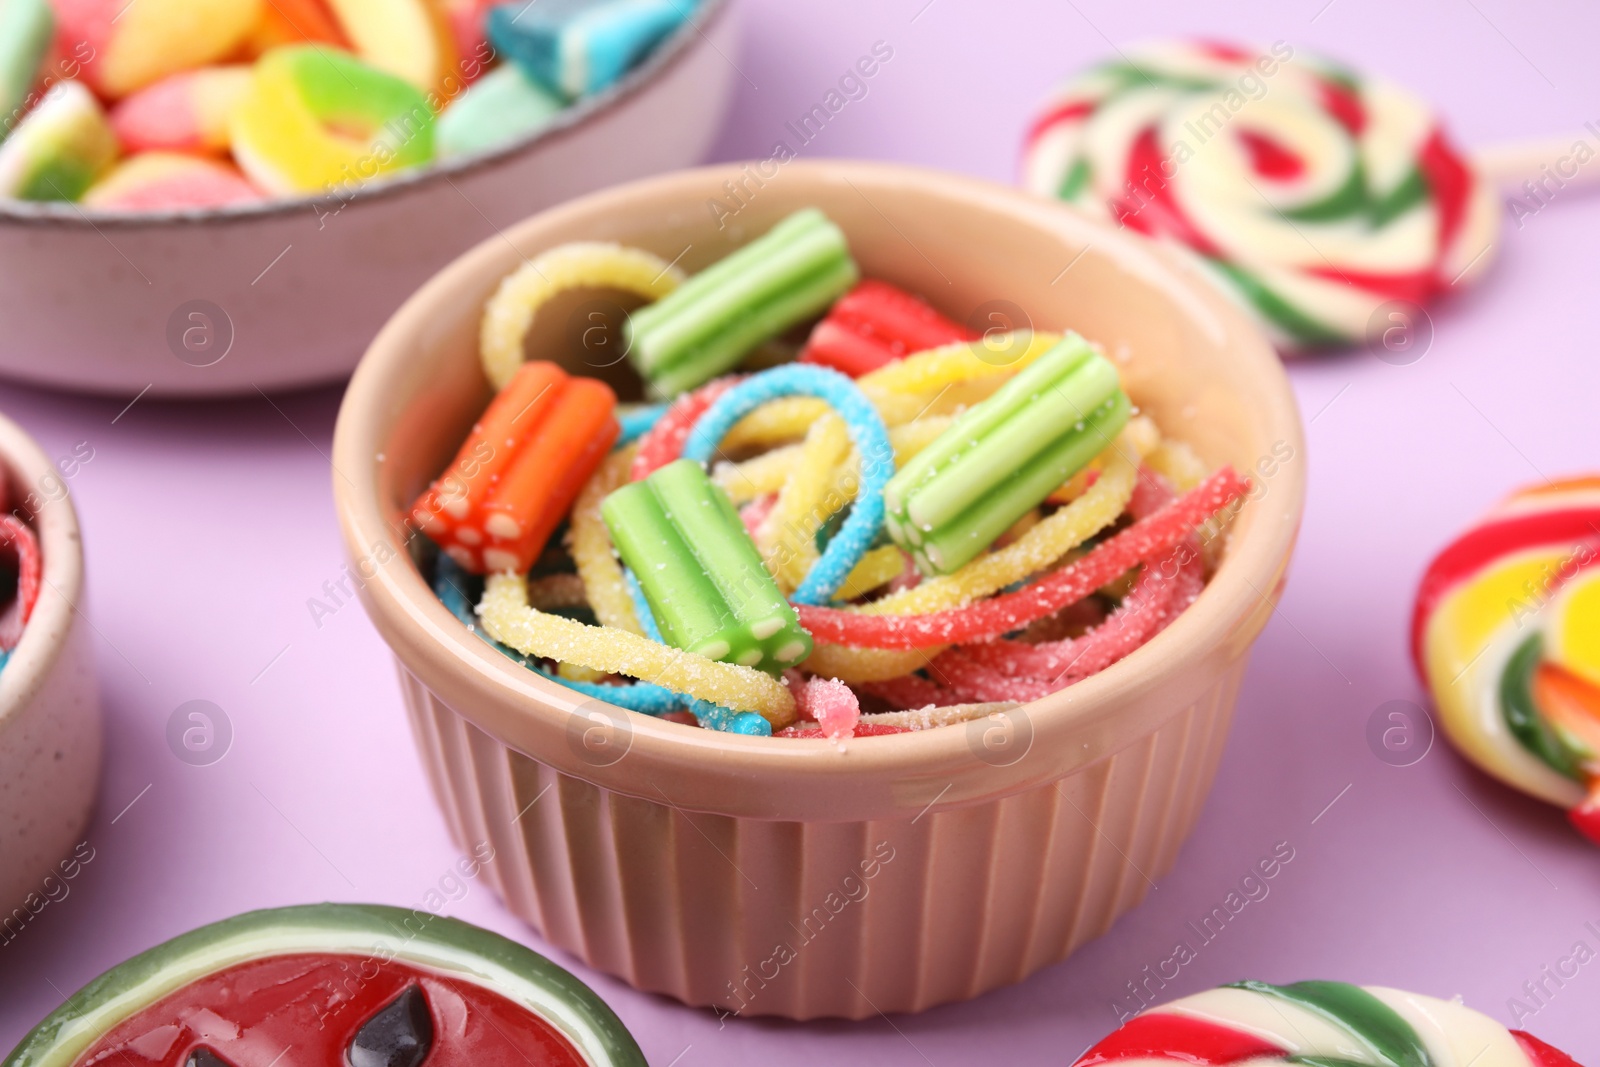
[
  {"left": 0, "top": 514, "right": 42, "bottom": 651},
  {"left": 630, "top": 377, "right": 739, "bottom": 481},
  {"left": 799, "top": 279, "right": 977, "bottom": 378},
  {"left": 795, "top": 467, "right": 1247, "bottom": 649},
  {"left": 949, "top": 471, "right": 1203, "bottom": 691},
  {"left": 411, "top": 361, "right": 618, "bottom": 574}
]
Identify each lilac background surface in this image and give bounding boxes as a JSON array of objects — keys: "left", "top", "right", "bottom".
[{"left": 2, "top": 0, "right": 1599, "bottom": 1063}]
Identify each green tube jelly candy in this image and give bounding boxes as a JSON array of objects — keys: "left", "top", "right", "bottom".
[
  {"left": 883, "top": 333, "right": 1131, "bottom": 575},
  {"left": 625, "top": 208, "right": 859, "bottom": 399},
  {"left": 602, "top": 459, "right": 812, "bottom": 671}
]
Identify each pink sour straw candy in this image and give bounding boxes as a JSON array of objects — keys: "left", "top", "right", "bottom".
[
  {"left": 630, "top": 377, "right": 739, "bottom": 481},
  {"left": 740, "top": 493, "right": 777, "bottom": 541},
  {"left": 794, "top": 467, "right": 1247, "bottom": 649},
  {"left": 947, "top": 469, "right": 1205, "bottom": 696},
  {"left": 794, "top": 674, "right": 861, "bottom": 740}
]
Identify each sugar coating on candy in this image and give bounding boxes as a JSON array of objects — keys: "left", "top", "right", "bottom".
[
  {"left": 870, "top": 426, "right": 1140, "bottom": 617},
  {"left": 434, "top": 555, "right": 682, "bottom": 715},
  {"left": 603, "top": 459, "right": 811, "bottom": 671},
  {"left": 480, "top": 571, "right": 796, "bottom": 724},
  {"left": 0, "top": 0, "right": 54, "bottom": 135},
  {"left": 795, "top": 676, "right": 860, "bottom": 740},
  {"left": 53, "top": 0, "right": 263, "bottom": 98},
  {"left": 110, "top": 66, "right": 253, "bottom": 154},
  {"left": 480, "top": 241, "right": 684, "bottom": 391},
  {"left": 800, "top": 279, "right": 976, "bottom": 378},
  {"left": 0, "top": 81, "right": 118, "bottom": 201},
  {"left": 796, "top": 467, "right": 1248, "bottom": 649},
  {"left": 859, "top": 701, "right": 1021, "bottom": 730},
  {"left": 568, "top": 447, "right": 648, "bottom": 634},
  {"left": 438, "top": 62, "right": 563, "bottom": 157},
  {"left": 230, "top": 45, "right": 435, "bottom": 196},
  {"left": 488, "top": 0, "right": 698, "bottom": 101},
  {"left": 84, "top": 152, "right": 262, "bottom": 211},
  {"left": 1413, "top": 474, "right": 1600, "bottom": 818},
  {"left": 630, "top": 377, "right": 736, "bottom": 481},
  {"left": 0, "top": 514, "right": 42, "bottom": 651},
  {"left": 1073, "top": 979, "right": 1556, "bottom": 1067},
  {"left": 626, "top": 209, "right": 859, "bottom": 400},
  {"left": 681, "top": 364, "right": 895, "bottom": 605},
  {"left": 883, "top": 334, "right": 1130, "bottom": 575},
  {"left": 1023, "top": 40, "right": 1500, "bottom": 350}
]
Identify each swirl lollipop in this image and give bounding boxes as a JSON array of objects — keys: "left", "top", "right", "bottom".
[
  {"left": 1079, "top": 980, "right": 1582, "bottom": 1067},
  {"left": 1413, "top": 475, "right": 1600, "bottom": 844},
  {"left": 1023, "top": 40, "right": 1518, "bottom": 350}
]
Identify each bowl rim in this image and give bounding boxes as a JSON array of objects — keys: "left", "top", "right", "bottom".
[
  {"left": 333, "top": 160, "right": 1306, "bottom": 815},
  {"left": 0, "top": 0, "right": 734, "bottom": 230},
  {"left": 0, "top": 412, "right": 86, "bottom": 733}
]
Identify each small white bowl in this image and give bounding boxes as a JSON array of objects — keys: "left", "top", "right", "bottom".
[
  {"left": 0, "top": 413, "right": 101, "bottom": 916},
  {"left": 0, "top": 0, "right": 738, "bottom": 398}
]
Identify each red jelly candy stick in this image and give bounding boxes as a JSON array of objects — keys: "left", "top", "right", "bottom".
[
  {"left": 800, "top": 280, "right": 976, "bottom": 378},
  {"left": 630, "top": 377, "right": 738, "bottom": 481},
  {"left": 412, "top": 362, "right": 618, "bottom": 574},
  {"left": 0, "top": 515, "right": 42, "bottom": 650},
  {"left": 794, "top": 467, "right": 1247, "bottom": 649}
]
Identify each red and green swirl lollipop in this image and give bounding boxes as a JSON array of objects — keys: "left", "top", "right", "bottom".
[
  {"left": 1023, "top": 40, "right": 1501, "bottom": 351},
  {"left": 1078, "top": 980, "right": 1583, "bottom": 1067}
]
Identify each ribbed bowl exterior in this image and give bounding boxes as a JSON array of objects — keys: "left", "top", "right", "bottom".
[{"left": 399, "top": 657, "right": 1247, "bottom": 1019}]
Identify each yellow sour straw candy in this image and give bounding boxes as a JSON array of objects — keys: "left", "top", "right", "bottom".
[
  {"left": 567, "top": 447, "right": 645, "bottom": 634},
  {"left": 479, "top": 573, "right": 798, "bottom": 726},
  {"left": 480, "top": 242, "right": 686, "bottom": 390}
]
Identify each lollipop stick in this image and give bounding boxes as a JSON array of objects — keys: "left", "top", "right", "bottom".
[{"left": 1473, "top": 131, "right": 1600, "bottom": 192}]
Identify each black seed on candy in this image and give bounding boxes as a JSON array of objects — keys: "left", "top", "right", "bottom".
[
  {"left": 348, "top": 985, "right": 434, "bottom": 1067},
  {"left": 185, "top": 1049, "right": 231, "bottom": 1067}
]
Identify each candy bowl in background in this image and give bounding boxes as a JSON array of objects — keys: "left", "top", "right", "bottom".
[
  {"left": 0, "top": 0, "right": 738, "bottom": 398},
  {"left": 331, "top": 161, "right": 1306, "bottom": 1019},
  {"left": 0, "top": 412, "right": 100, "bottom": 919}
]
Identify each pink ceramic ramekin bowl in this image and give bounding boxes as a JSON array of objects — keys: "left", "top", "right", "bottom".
[
  {"left": 0, "top": 0, "right": 736, "bottom": 399},
  {"left": 0, "top": 413, "right": 101, "bottom": 917},
  {"left": 332, "top": 161, "right": 1306, "bottom": 1020}
]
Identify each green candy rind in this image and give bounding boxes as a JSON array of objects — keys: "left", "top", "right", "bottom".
[
  {"left": 1229, "top": 980, "right": 1434, "bottom": 1067},
  {"left": 602, "top": 459, "right": 811, "bottom": 670},
  {"left": 282, "top": 46, "right": 436, "bottom": 169},
  {"left": 0, "top": 82, "right": 117, "bottom": 201},
  {"left": 626, "top": 208, "right": 859, "bottom": 399},
  {"left": 1, "top": 903, "right": 646, "bottom": 1067},
  {"left": 884, "top": 334, "right": 1130, "bottom": 574}
]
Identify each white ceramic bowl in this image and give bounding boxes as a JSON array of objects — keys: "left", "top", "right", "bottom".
[
  {"left": 0, "top": 0, "right": 738, "bottom": 398},
  {"left": 0, "top": 413, "right": 101, "bottom": 917}
]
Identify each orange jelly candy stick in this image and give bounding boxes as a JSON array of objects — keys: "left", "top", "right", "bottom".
[{"left": 413, "top": 361, "right": 618, "bottom": 574}]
